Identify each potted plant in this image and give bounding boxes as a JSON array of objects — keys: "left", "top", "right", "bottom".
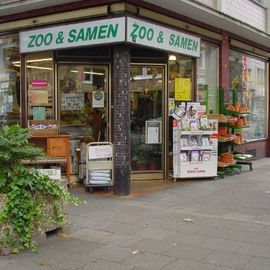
[
  {"left": 137, "top": 143, "right": 152, "bottom": 170},
  {"left": 136, "top": 157, "right": 147, "bottom": 171},
  {"left": 0, "top": 125, "right": 80, "bottom": 254}
]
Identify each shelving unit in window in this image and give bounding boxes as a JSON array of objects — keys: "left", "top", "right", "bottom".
[{"left": 218, "top": 88, "right": 253, "bottom": 175}]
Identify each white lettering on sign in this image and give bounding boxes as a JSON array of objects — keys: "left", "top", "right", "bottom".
[{"left": 20, "top": 17, "right": 125, "bottom": 53}]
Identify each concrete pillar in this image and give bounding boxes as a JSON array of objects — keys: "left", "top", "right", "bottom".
[
  {"left": 219, "top": 31, "right": 230, "bottom": 91},
  {"left": 112, "top": 44, "right": 131, "bottom": 196},
  {"left": 219, "top": 31, "right": 231, "bottom": 108}
]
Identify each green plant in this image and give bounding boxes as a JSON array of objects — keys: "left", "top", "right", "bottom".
[
  {"left": 137, "top": 143, "right": 152, "bottom": 163},
  {"left": 0, "top": 125, "right": 80, "bottom": 252}
]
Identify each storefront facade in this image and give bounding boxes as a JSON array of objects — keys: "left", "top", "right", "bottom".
[{"left": 0, "top": 1, "right": 269, "bottom": 195}]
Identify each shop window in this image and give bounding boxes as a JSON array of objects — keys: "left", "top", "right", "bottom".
[
  {"left": 168, "top": 54, "right": 194, "bottom": 155},
  {"left": 196, "top": 42, "right": 219, "bottom": 114},
  {"left": 26, "top": 52, "right": 54, "bottom": 121},
  {"left": 168, "top": 54, "right": 194, "bottom": 104},
  {"left": 58, "top": 64, "right": 108, "bottom": 142},
  {"left": 130, "top": 65, "right": 164, "bottom": 172},
  {"left": 230, "top": 50, "right": 268, "bottom": 140},
  {"left": 0, "top": 34, "right": 20, "bottom": 126}
]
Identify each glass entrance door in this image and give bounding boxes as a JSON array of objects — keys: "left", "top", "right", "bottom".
[
  {"left": 130, "top": 65, "right": 165, "bottom": 179},
  {"left": 58, "top": 64, "right": 109, "bottom": 142}
]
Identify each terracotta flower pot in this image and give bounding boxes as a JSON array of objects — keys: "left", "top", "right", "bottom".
[{"left": 0, "top": 246, "right": 11, "bottom": 256}]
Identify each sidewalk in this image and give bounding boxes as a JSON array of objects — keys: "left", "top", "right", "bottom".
[{"left": 1, "top": 158, "right": 270, "bottom": 270}]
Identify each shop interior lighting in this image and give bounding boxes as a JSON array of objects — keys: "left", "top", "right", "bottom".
[
  {"left": 132, "top": 74, "right": 163, "bottom": 80},
  {"left": 12, "top": 58, "right": 53, "bottom": 64},
  {"left": 84, "top": 71, "right": 104, "bottom": 76},
  {"left": 70, "top": 70, "right": 104, "bottom": 76},
  {"left": 169, "top": 55, "right": 177, "bottom": 61},
  {"left": 13, "top": 64, "right": 52, "bottom": 70}
]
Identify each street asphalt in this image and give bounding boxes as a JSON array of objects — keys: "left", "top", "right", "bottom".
[{"left": 1, "top": 158, "right": 270, "bottom": 270}]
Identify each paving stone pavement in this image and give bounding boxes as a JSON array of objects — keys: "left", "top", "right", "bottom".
[{"left": 1, "top": 158, "right": 270, "bottom": 270}]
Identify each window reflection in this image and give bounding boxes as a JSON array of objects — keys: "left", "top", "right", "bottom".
[
  {"left": 130, "top": 66, "right": 163, "bottom": 172},
  {"left": 26, "top": 52, "right": 54, "bottom": 121},
  {"left": 0, "top": 34, "right": 20, "bottom": 126},
  {"left": 59, "top": 65, "right": 108, "bottom": 142},
  {"left": 196, "top": 42, "right": 218, "bottom": 114},
  {"left": 230, "top": 51, "right": 267, "bottom": 140}
]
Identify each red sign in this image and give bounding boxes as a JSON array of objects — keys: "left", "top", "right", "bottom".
[
  {"left": 211, "top": 133, "right": 219, "bottom": 139},
  {"left": 172, "top": 119, "right": 178, "bottom": 127},
  {"left": 31, "top": 80, "right": 48, "bottom": 87}
]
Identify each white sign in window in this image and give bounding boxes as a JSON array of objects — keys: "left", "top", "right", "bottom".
[{"left": 145, "top": 120, "right": 162, "bottom": 144}]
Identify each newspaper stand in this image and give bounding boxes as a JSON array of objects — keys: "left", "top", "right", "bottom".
[{"left": 85, "top": 142, "right": 114, "bottom": 192}]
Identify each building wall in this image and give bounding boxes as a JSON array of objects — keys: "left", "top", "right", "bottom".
[
  {"left": 221, "top": 0, "right": 266, "bottom": 32},
  {"left": 193, "top": 0, "right": 267, "bottom": 32},
  {"left": 195, "top": 0, "right": 217, "bottom": 8},
  {"left": 266, "top": 0, "right": 270, "bottom": 33}
]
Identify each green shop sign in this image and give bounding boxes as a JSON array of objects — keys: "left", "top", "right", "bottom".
[
  {"left": 20, "top": 17, "right": 200, "bottom": 57},
  {"left": 127, "top": 18, "right": 200, "bottom": 57},
  {"left": 20, "top": 17, "right": 126, "bottom": 53}
]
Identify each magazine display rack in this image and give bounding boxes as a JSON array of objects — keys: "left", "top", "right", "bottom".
[{"left": 172, "top": 102, "right": 218, "bottom": 179}]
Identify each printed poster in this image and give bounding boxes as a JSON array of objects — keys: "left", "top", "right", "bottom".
[
  {"left": 61, "top": 94, "right": 84, "bottom": 111},
  {"left": 30, "top": 90, "right": 48, "bottom": 104},
  {"left": 32, "top": 107, "right": 45, "bottom": 120},
  {"left": 145, "top": 120, "right": 161, "bottom": 144},
  {"left": 175, "top": 78, "right": 191, "bottom": 101},
  {"left": 92, "top": 91, "right": 105, "bottom": 108}
]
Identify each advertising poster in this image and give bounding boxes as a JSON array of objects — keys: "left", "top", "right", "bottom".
[
  {"left": 32, "top": 107, "right": 45, "bottom": 120},
  {"left": 30, "top": 90, "right": 49, "bottom": 105},
  {"left": 145, "top": 120, "right": 162, "bottom": 144},
  {"left": 92, "top": 91, "right": 105, "bottom": 108},
  {"left": 175, "top": 78, "right": 191, "bottom": 101},
  {"left": 61, "top": 93, "right": 84, "bottom": 111}
]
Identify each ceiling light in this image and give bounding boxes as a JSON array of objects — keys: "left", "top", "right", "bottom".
[
  {"left": 169, "top": 55, "right": 177, "bottom": 61},
  {"left": 12, "top": 58, "right": 53, "bottom": 65}
]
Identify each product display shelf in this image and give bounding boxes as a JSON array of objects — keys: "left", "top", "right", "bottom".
[
  {"left": 173, "top": 121, "right": 218, "bottom": 179},
  {"left": 233, "top": 152, "right": 253, "bottom": 171},
  {"left": 218, "top": 88, "right": 253, "bottom": 174}
]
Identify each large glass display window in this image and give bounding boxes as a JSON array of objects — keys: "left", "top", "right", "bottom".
[
  {"left": 26, "top": 52, "right": 54, "bottom": 121},
  {"left": 58, "top": 64, "right": 108, "bottom": 142},
  {"left": 230, "top": 50, "right": 268, "bottom": 141},
  {"left": 130, "top": 65, "right": 164, "bottom": 173},
  {"left": 168, "top": 54, "right": 194, "bottom": 155},
  {"left": 196, "top": 42, "right": 219, "bottom": 114},
  {"left": 0, "top": 34, "right": 20, "bottom": 125},
  {"left": 168, "top": 55, "right": 194, "bottom": 103}
]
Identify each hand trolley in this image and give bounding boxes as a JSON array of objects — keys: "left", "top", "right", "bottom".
[{"left": 84, "top": 142, "right": 114, "bottom": 192}]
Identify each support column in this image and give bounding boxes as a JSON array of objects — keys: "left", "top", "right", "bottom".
[
  {"left": 112, "top": 44, "right": 130, "bottom": 196},
  {"left": 219, "top": 31, "right": 230, "bottom": 90}
]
